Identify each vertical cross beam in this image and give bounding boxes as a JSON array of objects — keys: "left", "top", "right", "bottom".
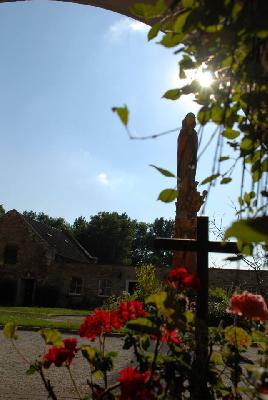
[{"left": 193, "top": 216, "right": 209, "bottom": 399}]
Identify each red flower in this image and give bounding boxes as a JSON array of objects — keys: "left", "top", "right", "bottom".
[
  {"left": 111, "top": 300, "right": 147, "bottom": 330},
  {"left": 161, "top": 326, "right": 180, "bottom": 345},
  {"left": 117, "top": 367, "right": 161, "bottom": 400},
  {"left": 151, "top": 325, "right": 180, "bottom": 345},
  {"left": 79, "top": 309, "right": 111, "bottom": 340},
  {"left": 43, "top": 338, "right": 77, "bottom": 368},
  {"left": 63, "top": 338, "right": 77, "bottom": 351},
  {"left": 228, "top": 291, "right": 268, "bottom": 323},
  {"left": 167, "top": 266, "right": 200, "bottom": 291}
]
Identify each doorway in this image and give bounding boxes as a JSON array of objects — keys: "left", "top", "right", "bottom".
[{"left": 21, "top": 279, "right": 35, "bottom": 306}]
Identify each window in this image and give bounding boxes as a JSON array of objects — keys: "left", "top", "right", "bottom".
[
  {"left": 98, "top": 279, "right": 112, "bottom": 297},
  {"left": 4, "top": 245, "right": 18, "bottom": 264},
  {"left": 126, "top": 280, "right": 137, "bottom": 295},
  {"left": 69, "top": 277, "right": 82, "bottom": 295}
]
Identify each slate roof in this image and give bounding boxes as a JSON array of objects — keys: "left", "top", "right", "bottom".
[{"left": 23, "top": 216, "right": 97, "bottom": 264}]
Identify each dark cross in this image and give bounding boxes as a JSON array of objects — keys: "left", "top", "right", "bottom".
[{"left": 155, "top": 216, "right": 239, "bottom": 400}]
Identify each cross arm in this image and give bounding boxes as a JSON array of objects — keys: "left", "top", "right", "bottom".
[{"left": 155, "top": 237, "right": 239, "bottom": 254}]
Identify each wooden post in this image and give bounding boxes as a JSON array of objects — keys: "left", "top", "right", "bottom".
[
  {"left": 154, "top": 216, "right": 239, "bottom": 400},
  {"left": 193, "top": 216, "right": 209, "bottom": 399}
]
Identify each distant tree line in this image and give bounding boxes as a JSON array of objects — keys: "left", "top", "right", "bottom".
[{"left": 0, "top": 205, "right": 174, "bottom": 267}]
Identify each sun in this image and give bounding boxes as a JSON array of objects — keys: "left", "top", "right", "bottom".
[
  {"left": 169, "top": 63, "right": 214, "bottom": 89},
  {"left": 195, "top": 67, "right": 214, "bottom": 88}
]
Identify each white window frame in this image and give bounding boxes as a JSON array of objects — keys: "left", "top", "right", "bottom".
[{"left": 69, "top": 277, "right": 83, "bottom": 295}]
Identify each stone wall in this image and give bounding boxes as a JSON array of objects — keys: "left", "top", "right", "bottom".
[{"left": 209, "top": 268, "right": 268, "bottom": 295}]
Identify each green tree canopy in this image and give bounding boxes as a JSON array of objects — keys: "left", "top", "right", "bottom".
[
  {"left": 73, "top": 211, "right": 136, "bottom": 265},
  {"left": 22, "top": 211, "right": 70, "bottom": 231}
]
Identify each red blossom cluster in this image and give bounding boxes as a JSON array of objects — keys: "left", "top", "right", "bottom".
[
  {"left": 80, "top": 300, "right": 147, "bottom": 340},
  {"left": 110, "top": 300, "right": 148, "bottom": 330},
  {"left": 167, "top": 266, "right": 200, "bottom": 291},
  {"left": 151, "top": 325, "right": 180, "bottom": 345},
  {"left": 80, "top": 309, "right": 111, "bottom": 340},
  {"left": 228, "top": 291, "right": 268, "bottom": 323},
  {"left": 43, "top": 338, "right": 78, "bottom": 368},
  {"left": 117, "top": 366, "right": 162, "bottom": 400}
]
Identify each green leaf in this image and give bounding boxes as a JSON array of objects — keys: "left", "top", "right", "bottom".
[
  {"left": 210, "top": 352, "right": 224, "bottom": 365},
  {"left": 26, "top": 365, "right": 37, "bottom": 375},
  {"left": 81, "top": 345, "right": 97, "bottom": 362},
  {"left": 225, "top": 217, "right": 268, "bottom": 244},
  {"left": 93, "top": 370, "right": 103, "bottom": 379},
  {"left": 179, "top": 54, "right": 195, "bottom": 71},
  {"left": 182, "top": 0, "right": 193, "bottom": 7},
  {"left": 146, "top": 291, "right": 175, "bottom": 319},
  {"left": 262, "top": 158, "right": 268, "bottom": 172},
  {"left": 211, "top": 106, "right": 224, "bottom": 123},
  {"left": 220, "top": 177, "right": 232, "bottom": 184},
  {"left": 39, "top": 329, "right": 62, "bottom": 346},
  {"left": 252, "top": 330, "right": 267, "bottom": 351},
  {"left": 162, "top": 88, "right": 182, "bottom": 100},
  {"left": 219, "top": 156, "right": 230, "bottom": 162},
  {"left": 150, "top": 164, "right": 175, "bottom": 177},
  {"left": 159, "top": 32, "right": 183, "bottom": 48},
  {"left": 240, "top": 137, "right": 253, "bottom": 151},
  {"left": 112, "top": 106, "right": 129, "bottom": 127},
  {"left": 127, "top": 317, "right": 158, "bottom": 335},
  {"left": 222, "top": 129, "right": 240, "bottom": 140},
  {"left": 131, "top": 0, "right": 167, "bottom": 20},
  {"left": 158, "top": 188, "right": 177, "bottom": 202},
  {"left": 3, "top": 322, "right": 17, "bottom": 339},
  {"left": 261, "top": 191, "right": 268, "bottom": 197},
  {"left": 148, "top": 22, "right": 161, "bottom": 41},
  {"left": 197, "top": 107, "right": 211, "bottom": 125},
  {"left": 184, "top": 310, "right": 194, "bottom": 324},
  {"left": 225, "top": 326, "right": 251, "bottom": 348},
  {"left": 238, "top": 196, "right": 244, "bottom": 206},
  {"left": 201, "top": 173, "right": 220, "bottom": 185},
  {"left": 173, "top": 11, "right": 190, "bottom": 33}
]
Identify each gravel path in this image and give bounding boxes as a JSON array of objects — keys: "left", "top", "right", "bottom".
[{"left": 0, "top": 331, "right": 133, "bottom": 399}]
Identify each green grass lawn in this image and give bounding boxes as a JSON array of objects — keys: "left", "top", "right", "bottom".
[{"left": 0, "top": 306, "right": 89, "bottom": 330}]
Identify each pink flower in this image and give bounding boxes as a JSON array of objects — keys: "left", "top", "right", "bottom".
[{"left": 228, "top": 291, "right": 268, "bottom": 322}]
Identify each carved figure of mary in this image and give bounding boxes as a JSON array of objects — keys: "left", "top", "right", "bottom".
[{"left": 177, "top": 113, "right": 198, "bottom": 190}]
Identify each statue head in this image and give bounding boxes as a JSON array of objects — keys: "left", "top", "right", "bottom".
[{"left": 182, "top": 112, "right": 196, "bottom": 129}]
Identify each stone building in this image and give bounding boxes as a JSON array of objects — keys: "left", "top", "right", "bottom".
[
  {"left": 0, "top": 210, "right": 138, "bottom": 308},
  {"left": 0, "top": 209, "right": 267, "bottom": 309}
]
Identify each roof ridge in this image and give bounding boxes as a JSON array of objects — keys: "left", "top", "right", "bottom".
[{"left": 63, "top": 229, "right": 98, "bottom": 263}]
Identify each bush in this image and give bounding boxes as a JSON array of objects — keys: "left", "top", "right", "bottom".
[
  {"left": 0, "top": 278, "right": 17, "bottom": 305},
  {"left": 35, "top": 284, "right": 60, "bottom": 307},
  {"left": 135, "top": 264, "right": 162, "bottom": 300},
  {"left": 208, "top": 287, "right": 232, "bottom": 326}
]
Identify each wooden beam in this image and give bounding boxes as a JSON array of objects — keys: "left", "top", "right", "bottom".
[{"left": 155, "top": 237, "right": 239, "bottom": 254}]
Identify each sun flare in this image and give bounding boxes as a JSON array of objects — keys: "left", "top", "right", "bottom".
[
  {"left": 170, "top": 63, "right": 214, "bottom": 89},
  {"left": 195, "top": 68, "right": 214, "bottom": 87}
]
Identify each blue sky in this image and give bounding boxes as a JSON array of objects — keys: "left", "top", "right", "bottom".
[{"left": 0, "top": 0, "right": 242, "bottom": 237}]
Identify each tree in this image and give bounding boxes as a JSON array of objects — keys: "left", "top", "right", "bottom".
[
  {"left": 0, "top": 205, "right": 5, "bottom": 219},
  {"left": 131, "top": 217, "right": 174, "bottom": 267},
  {"left": 23, "top": 210, "right": 70, "bottom": 231},
  {"left": 73, "top": 212, "right": 136, "bottom": 265}
]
